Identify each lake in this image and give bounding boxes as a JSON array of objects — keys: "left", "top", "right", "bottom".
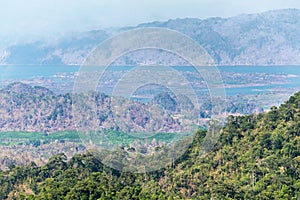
[{"left": 1, "top": 65, "right": 300, "bottom": 98}]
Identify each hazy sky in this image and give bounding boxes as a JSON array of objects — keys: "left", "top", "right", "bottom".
[{"left": 0, "top": 0, "right": 300, "bottom": 40}]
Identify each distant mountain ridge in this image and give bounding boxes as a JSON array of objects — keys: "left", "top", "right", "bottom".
[{"left": 1, "top": 9, "right": 300, "bottom": 66}]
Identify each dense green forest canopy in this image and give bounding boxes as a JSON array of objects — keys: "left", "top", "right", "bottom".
[{"left": 0, "top": 92, "right": 300, "bottom": 199}]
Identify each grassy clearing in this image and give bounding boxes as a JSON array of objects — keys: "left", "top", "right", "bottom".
[{"left": 0, "top": 131, "right": 190, "bottom": 147}]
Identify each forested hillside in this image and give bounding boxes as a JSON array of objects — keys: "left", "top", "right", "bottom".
[
  {"left": 0, "top": 91, "right": 299, "bottom": 199},
  {"left": 0, "top": 82, "right": 260, "bottom": 133},
  {"left": 0, "top": 82, "right": 181, "bottom": 133}
]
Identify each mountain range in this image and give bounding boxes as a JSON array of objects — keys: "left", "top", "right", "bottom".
[{"left": 1, "top": 9, "right": 300, "bottom": 66}]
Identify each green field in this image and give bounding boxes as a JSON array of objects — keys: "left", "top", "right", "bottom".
[
  {"left": 0, "top": 130, "right": 191, "bottom": 147},
  {"left": 0, "top": 131, "right": 80, "bottom": 146}
]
